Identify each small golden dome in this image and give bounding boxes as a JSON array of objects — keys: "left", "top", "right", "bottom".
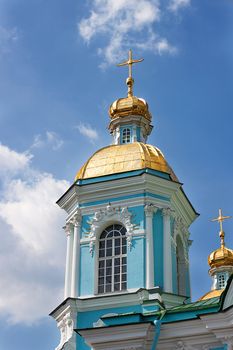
[
  {"left": 208, "top": 245, "right": 233, "bottom": 269},
  {"left": 199, "top": 288, "right": 224, "bottom": 300},
  {"left": 75, "top": 142, "right": 178, "bottom": 181},
  {"left": 109, "top": 96, "right": 151, "bottom": 121}
]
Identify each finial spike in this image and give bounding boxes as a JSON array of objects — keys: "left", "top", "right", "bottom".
[
  {"left": 211, "top": 208, "right": 232, "bottom": 247},
  {"left": 117, "top": 49, "right": 144, "bottom": 97}
]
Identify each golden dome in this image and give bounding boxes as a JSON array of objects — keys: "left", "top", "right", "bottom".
[
  {"left": 109, "top": 96, "right": 151, "bottom": 121},
  {"left": 199, "top": 289, "right": 224, "bottom": 301},
  {"left": 75, "top": 142, "right": 178, "bottom": 181},
  {"left": 208, "top": 245, "right": 233, "bottom": 269}
]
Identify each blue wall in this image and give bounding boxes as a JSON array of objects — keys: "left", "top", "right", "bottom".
[
  {"left": 79, "top": 244, "right": 95, "bottom": 296},
  {"left": 77, "top": 304, "right": 142, "bottom": 350},
  {"left": 129, "top": 205, "right": 145, "bottom": 229},
  {"left": 127, "top": 236, "right": 145, "bottom": 288},
  {"left": 81, "top": 215, "right": 92, "bottom": 239},
  {"left": 153, "top": 210, "right": 164, "bottom": 288}
]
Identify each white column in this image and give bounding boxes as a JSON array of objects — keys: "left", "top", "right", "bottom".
[
  {"left": 162, "top": 208, "right": 173, "bottom": 293},
  {"left": 64, "top": 223, "right": 74, "bottom": 299},
  {"left": 71, "top": 210, "right": 82, "bottom": 298},
  {"left": 145, "top": 204, "right": 156, "bottom": 289}
]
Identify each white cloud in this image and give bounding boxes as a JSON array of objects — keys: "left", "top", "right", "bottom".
[
  {"left": 78, "top": 0, "right": 189, "bottom": 66},
  {"left": 168, "top": 0, "right": 191, "bottom": 12},
  {"left": 78, "top": 0, "right": 175, "bottom": 66},
  {"left": 135, "top": 32, "right": 177, "bottom": 56},
  {"left": 76, "top": 123, "right": 99, "bottom": 143},
  {"left": 0, "top": 143, "right": 32, "bottom": 179},
  {"left": 31, "top": 131, "right": 64, "bottom": 151},
  {"left": 0, "top": 25, "right": 18, "bottom": 56},
  {"left": 0, "top": 144, "right": 69, "bottom": 324}
]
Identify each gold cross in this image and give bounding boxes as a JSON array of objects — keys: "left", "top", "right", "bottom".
[
  {"left": 211, "top": 208, "right": 231, "bottom": 247},
  {"left": 211, "top": 208, "right": 231, "bottom": 232},
  {"left": 117, "top": 49, "right": 144, "bottom": 97}
]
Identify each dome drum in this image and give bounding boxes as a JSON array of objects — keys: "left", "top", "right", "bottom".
[{"left": 108, "top": 114, "right": 153, "bottom": 141}]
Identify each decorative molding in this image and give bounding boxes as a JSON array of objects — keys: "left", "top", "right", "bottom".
[
  {"left": 78, "top": 322, "right": 155, "bottom": 350},
  {"left": 144, "top": 203, "right": 158, "bottom": 217},
  {"left": 70, "top": 208, "right": 82, "bottom": 227},
  {"left": 86, "top": 203, "right": 137, "bottom": 255},
  {"left": 162, "top": 207, "right": 174, "bottom": 217},
  {"left": 64, "top": 222, "right": 73, "bottom": 237},
  {"left": 171, "top": 235, "right": 177, "bottom": 248},
  {"left": 55, "top": 309, "right": 76, "bottom": 350}
]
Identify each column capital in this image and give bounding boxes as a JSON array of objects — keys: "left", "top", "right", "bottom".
[
  {"left": 71, "top": 209, "right": 82, "bottom": 227},
  {"left": 67, "top": 209, "right": 82, "bottom": 228},
  {"left": 162, "top": 207, "right": 174, "bottom": 217},
  {"left": 64, "top": 222, "right": 73, "bottom": 237},
  {"left": 144, "top": 203, "right": 158, "bottom": 217}
]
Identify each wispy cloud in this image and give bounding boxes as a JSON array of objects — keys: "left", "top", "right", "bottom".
[
  {"left": 78, "top": 0, "right": 174, "bottom": 67},
  {"left": 0, "top": 25, "right": 18, "bottom": 56},
  {"left": 76, "top": 123, "right": 99, "bottom": 143},
  {"left": 31, "top": 131, "right": 64, "bottom": 151},
  {"left": 168, "top": 0, "right": 191, "bottom": 12},
  {"left": 0, "top": 144, "right": 68, "bottom": 324},
  {"left": 78, "top": 0, "right": 190, "bottom": 67}
]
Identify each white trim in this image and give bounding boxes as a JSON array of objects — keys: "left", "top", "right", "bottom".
[
  {"left": 70, "top": 209, "right": 82, "bottom": 297},
  {"left": 58, "top": 173, "right": 197, "bottom": 229},
  {"left": 78, "top": 323, "right": 155, "bottom": 350},
  {"left": 64, "top": 223, "right": 73, "bottom": 299},
  {"left": 97, "top": 224, "right": 127, "bottom": 294},
  {"left": 145, "top": 204, "right": 157, "bottom": 289}
]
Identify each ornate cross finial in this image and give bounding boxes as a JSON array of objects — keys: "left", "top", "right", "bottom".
[
  {"left": 211, "top": 208, "right": 231, "bottom": 247},
  {"left": 117, "top": 49, "right": 144, "bottom": 97}
]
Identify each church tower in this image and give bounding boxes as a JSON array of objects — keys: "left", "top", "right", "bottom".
[
  {"left": 50, "top": 51, "right": 198, "bottom": 350},
  {"left": 200, "top": 209, "right": 233, "bottom": 300}
]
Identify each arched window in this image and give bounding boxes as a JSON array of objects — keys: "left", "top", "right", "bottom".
[
  {"left": 98, "top": 224, "right": 127, "bottom": 294},
  {"left": 176, "top": 235, "right": 186, "bottom": 296},
  {"left": 122, "top": 128, "right": 131, "bottom": 144}
]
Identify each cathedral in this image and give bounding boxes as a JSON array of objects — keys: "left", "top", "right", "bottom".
[{"left": 50, "top": 51, "right": 233, "bottom": 350}]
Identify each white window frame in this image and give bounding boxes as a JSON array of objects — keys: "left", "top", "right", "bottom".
[
  {"left": 122, "top": 128, "right": 131, "bottom": 144},
  {"left": 97, "top": 224, "right": 127, "bottom": 294},
  {"left": 218, "top": 273, "right": 226, "bottom": 289}
]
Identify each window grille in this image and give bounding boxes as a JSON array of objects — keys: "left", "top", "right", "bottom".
[
  {"left": 122, "top": 128, "right": 131, "bottom": 144},
  {"left": 218, "top": 274, "right": 226, "bottom": 289},
  {"left": 98, "top": 224, "right": 127, "bottom": 294}
]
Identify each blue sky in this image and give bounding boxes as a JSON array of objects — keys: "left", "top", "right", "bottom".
[{"left": 0, "top": 0, "right": 233, "bottom": 349}]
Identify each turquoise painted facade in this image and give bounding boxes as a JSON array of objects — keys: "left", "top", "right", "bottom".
[
  {"left": 50, "top": 61, "right": 231, "bottom": 349},
  {"left": 153, "top": 210, "right": 164, "bottom": 288},
  {"left": 79, "top": 244, "right": 94, "bottom": 296}
]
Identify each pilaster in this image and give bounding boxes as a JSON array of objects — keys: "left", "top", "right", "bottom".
[
  {"left": 70, "top": 209, "right": 82, "bottom": 298},
  {"left": 145, "top": 204, "right": 157, "bottom": 289},
  {"left": 64, "top": 222, "right": 74, "bottom": 299}
]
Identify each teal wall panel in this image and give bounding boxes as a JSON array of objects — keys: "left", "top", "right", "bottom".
[
  {"left": 172, "top": 244, "right": 177, "bottom": 294},
  {"left": 153, "top": 209, "right": 164, "bottom": 288},
  {"left": 127, "top": 236, "right": 145, "bottom": 289},
  {"left": 81, "top": 215, "right": 92, "bottom": 239},
  {"left": 79, "top": 244, "right": 95, "bottom": 296},
  {"left": 77, "top": 304, "right": 142, "bottom": 350},
  {"left": 129, "top": 205, "right": 145, "bottom": 229}
]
